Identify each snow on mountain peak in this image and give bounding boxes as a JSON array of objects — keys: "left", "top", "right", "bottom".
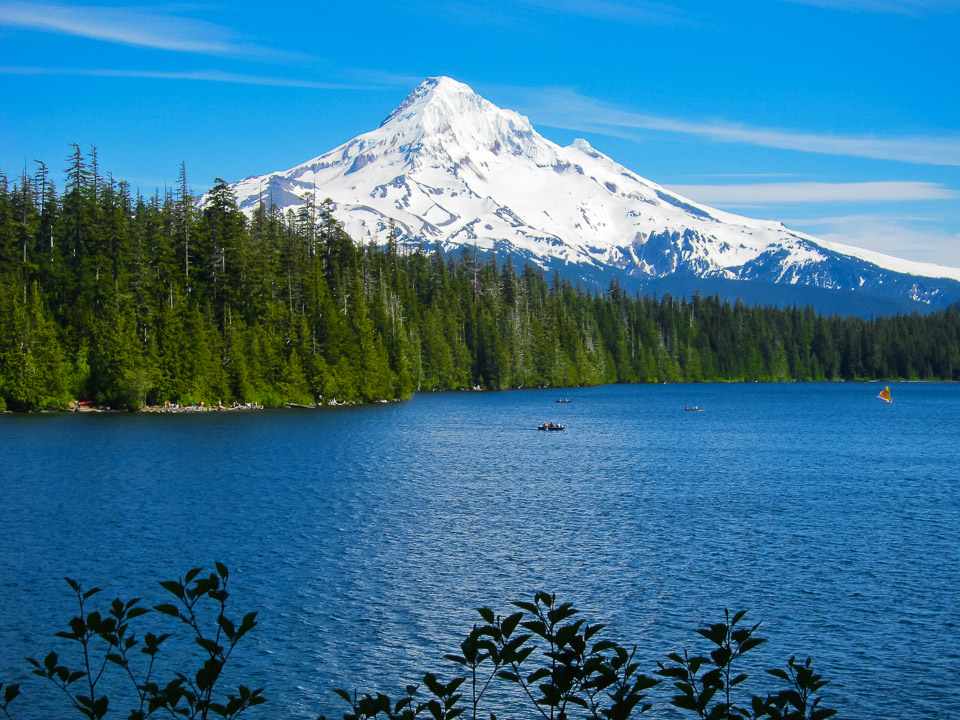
[
  {"left": 380, "top": 76, "right": 477, "bottom": 126},
  {"left": 571, "top": 138, "right": 601, "bottom": 157},
  {"left": 379, "top": 76, "right": 536, "bottom": 152},
  {"left": 225, "top": 76, "right": 960, "bottom": 300}
]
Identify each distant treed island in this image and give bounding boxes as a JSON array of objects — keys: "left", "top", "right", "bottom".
[{"left": 2, "top": 148, "right": 959, "bottom": 412}]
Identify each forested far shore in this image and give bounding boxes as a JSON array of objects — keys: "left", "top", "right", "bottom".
[{"left": 2, "top": 149, "right": 960, "bottom": 412}]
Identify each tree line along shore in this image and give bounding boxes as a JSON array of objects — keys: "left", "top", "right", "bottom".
[{"left": 2, "top": 148, "right": 960, "bottom": 412}]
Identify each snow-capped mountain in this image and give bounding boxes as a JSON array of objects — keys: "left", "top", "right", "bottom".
[{"left": 228, "top": 76, "right": 960, "bottom": 312}]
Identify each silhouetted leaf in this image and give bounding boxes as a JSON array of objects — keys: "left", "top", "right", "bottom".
[
  {"left": 446, "top": 677, "right": 465, "bottom": 694},
  {"left": 158, "top": 580, "right": 184, "bottom": 599},
  {"left": 521, "top": 620, "right": 547, "bottom": 638},
  {"left": 501, "top": 612, "right": 523, "bottom": 639},
  {"left": 217, "top": 615, "right": 236, "bottom": 640},
  {"left": 697, "top": 623, "right": 728, "bottom": 647},
  {"left": 527, "top": 668, "right": 550, "bottom": 684},
  {"left": 672, "top": 695, "right": 698, "bottom": 711},
  {"left": 739, "top": 637, "right": 765, "bottom": 654},
  {"left": 195, "top": 637, "right": 222, "bottom": 655}
]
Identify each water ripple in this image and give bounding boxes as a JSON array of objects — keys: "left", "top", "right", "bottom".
[{"left": 1, "top": 384, "right": 958, "bottom": 719}]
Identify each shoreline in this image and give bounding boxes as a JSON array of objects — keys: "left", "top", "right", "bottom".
[
  {"left": 0, "top": 378, "right": 947, "bottom": 414},
  {"left": 63, "top": 398, "right": 398, "bottom": 414}
]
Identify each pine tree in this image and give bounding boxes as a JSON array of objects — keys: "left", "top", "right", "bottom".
[{"left": 0, "top": 281, "right": 70, "bottom": 409}]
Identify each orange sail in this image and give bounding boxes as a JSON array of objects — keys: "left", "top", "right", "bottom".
[{"left": 877, "top": 385, "right": 892, "bottom": 403}]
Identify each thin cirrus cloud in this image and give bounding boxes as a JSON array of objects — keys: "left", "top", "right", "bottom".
[
  {"left": 0, "top": 66, "right": 375, "bottom": 90},
  {"left": 520, "top": 88, "right": 960, "bottom": 167},
  {"left": 664, "top": 181, "right": 958, "bottom": 205},
  {"left": 786, "top": 215, "right": 960, "bottom": 266},
  {"left": 0, "top": 1, "right": 288, "bottom": 58},
  {"left": 425, "top": 0, "right": 696, "bottom": 28},
  {"left": 516, "top": 0, "right": 695, "bottom": 25},
  {"left": 781, "top": 0, "right": 960, "bottom": 15}
]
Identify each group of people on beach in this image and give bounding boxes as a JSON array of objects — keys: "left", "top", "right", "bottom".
[{"left": 154, "top": 400, "right": 262, "bottom": 412}]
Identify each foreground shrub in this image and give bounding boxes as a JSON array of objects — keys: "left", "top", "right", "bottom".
[
  {"left": 4, "top": 564, "right": 263, "bottom": 720},
  {"left": 328, "top": 593, "right": 836, "bottom": 720},
  {"left": 1, "top": 568, "right": 835, "bottom": 720}
]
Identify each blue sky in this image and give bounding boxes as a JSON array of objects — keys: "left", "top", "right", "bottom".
[{"left": 2, "top": 0, "right": 959, "bottom": 266}]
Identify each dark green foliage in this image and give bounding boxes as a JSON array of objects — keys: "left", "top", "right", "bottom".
[
  {"left": 493, "top": 591, "right": 659, "bottom": 720},
  {"left": 145, "top": 564, "right": 265, "bottom": 719},
  {"left": 324, "top": 592, "right": 661, "bottom": 720},
  {"left": 763, "top": 657, "right": 836, "bottom": 720},
  {"left": 656, "top": 609, "right": 765, "bottom": 719},
  {"left": 324, "top": 598, "right": 835, "bottom": 720},
  {"left": 3, "top": 578, "right": 836, "bottom": 720},
  {"left": 16, "top": 565, "right": 264, "bottom": 720},
  {"left": 3, "top": 151, "right": 960, "bottom": 411},
  {"left": 654, "top": 611, "right": 837, "bottom": 720},
  {"left": 0, "top": 281, "right": 72, "bottom": 410},
  {"left": 1, "top": 681, "right": 21, "bottom": 720}
]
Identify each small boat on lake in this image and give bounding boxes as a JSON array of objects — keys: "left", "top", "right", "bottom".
[
  {"left": 538, "top": 421, "right": 566, "bottom": 431},
  {"left": 556, "top": 398, "right": 571, "bottom": 403},
  {"left": 685, "top": 405, "right": 706, "bottom": 412},
  {"left": 877, "top": 386, "right": 892, "bottom": 403}
]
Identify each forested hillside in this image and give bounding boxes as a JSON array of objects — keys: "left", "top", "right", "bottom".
[{"left": 2, "top": 149, "right": 959, "bottom": 411}]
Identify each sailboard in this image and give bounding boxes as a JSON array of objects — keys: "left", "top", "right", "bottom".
[{"left": 877, "top": 385, "right": 892, "bottom": 403}]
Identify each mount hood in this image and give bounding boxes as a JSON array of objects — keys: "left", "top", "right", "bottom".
[{"left": 227, "top": 76, "right": 960, "bottom": 314}]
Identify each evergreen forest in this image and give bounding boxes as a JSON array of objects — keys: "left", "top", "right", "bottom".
[{"left": 2, "top": 148, "right": 960, "bottom": 412}]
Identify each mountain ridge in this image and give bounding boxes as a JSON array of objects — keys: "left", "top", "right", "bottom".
[{"left": 226, "top": 76, "right": 960, "bottom": 313}]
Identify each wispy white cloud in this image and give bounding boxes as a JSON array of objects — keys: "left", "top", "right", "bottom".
[
  {"left": 518, "top": 88, "right": 960, "bottom": 167},
  {"left": 343, "top": 68, "right": 428, "bottom": 90},
  {"left": 407, "top": 0, "right": 696, "bottom": 29},
  {"left": 664, "top": 181, "right": 958, "bottom": 205},
  {"left": 0, "top": 2, "right": 288, "bottom": 57},
  {"left": 516, "top": 0, "right": 695, "bottom": 25},
  {"left": 781, "top": 0, "right": 959, "bottom": 16},
  {"left": 699, "top": 172, "right": 811, "bottom": 179},
  {"left": 0, "top": 66, "right": 390, "bottom": 90},
  {"left": 787, "top": 214, "right": 960, "bottom": 266}
]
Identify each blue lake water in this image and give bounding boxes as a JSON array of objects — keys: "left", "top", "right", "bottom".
[{"left": 1, "top": 383, "right": 959, "bottom": 719}]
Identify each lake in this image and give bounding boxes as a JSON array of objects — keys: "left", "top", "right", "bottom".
[{"left": 1, "top": 383, "right": 958, "bottom": 719}]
